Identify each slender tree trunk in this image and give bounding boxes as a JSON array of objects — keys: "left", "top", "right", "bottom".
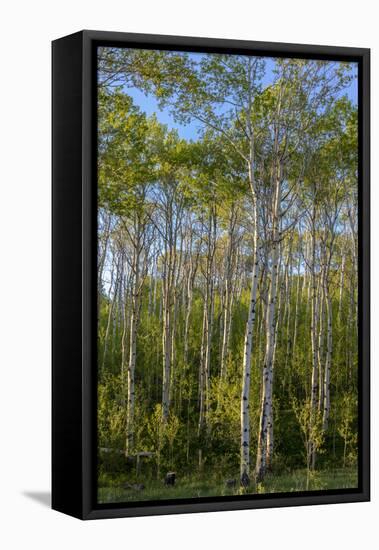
[
  {"left": 309, "top": 203, "right": 319, "bottom": 470},
  {"left": 292, "top": 253, "right": 302, "bottom": 359},
  {"left": 162, "top": 284, "right": 172, "bottom": 422},
  {"left": 98, "top": 211, "right": 111, "bottom": 302},
  {"left": 221, "top": 206, "right": 237, "bottom": 378},
  {"left": 322, "top": 280, "right": 332, "bottom": 430},
  {"left": 126, "top": 239, "right": 141, "bottom": 456},
  {"left": 338, "top": 251, "right": 346, "bottom": 320},
  {"left": 102, "top": 253, "right": 121, "bottom": 370},
  {"left": 317, "top": 277, "right": 325, "bottom": 413},
  {"left": 240, "top": 248, "right": 259, "bottom": 485},
  {"left": 184, "top": 285, "right": 193, "bottom": 367},
  {"left": 199, "top": 209, "right": 216, "bottom": 435},
  {"left": 198, "top": 295, "right": 207, "bottom": 434},
  {"left": 255, "top": 172, "right": 281, "bottom": 482},
  {"left": 121, "top": 266, "right": 131, "bottom": 403},
  {"left": 240, "top": 141, "right": 259, "bottom": 486}
]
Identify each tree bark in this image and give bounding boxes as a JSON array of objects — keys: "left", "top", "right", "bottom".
[{"left": 255, "top": 166, "right": 282, "bottom": 482}]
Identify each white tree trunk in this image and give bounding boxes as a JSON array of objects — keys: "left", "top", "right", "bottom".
[
  {"left": 255, "top": 164, "right": 282, "bottom": 483},
  {"left": 198, "top": 210, "right": 216, "bottom": 434},
  {"left": 338, "top": 251, "right": 346, "bottom": 320},
  {"left": 309, "top": 205, "right": 319, "bottom": 470},
  {"left": 102, "top": 252, "right": 121, "bottom": 370},
  {"left": 126, "top": 241, "right": 140, "bottom": 456},
  {"left": 240, "top": 229, "right": 259, "bottom": 484},
  {"left": 162, "top": 287, "right": 171, "bottom": 422},
  {"left": 198, "top": 296, "right": 207, "bottom": 434},
  {"left": 322, "top": 282, "right": 332, "bottom": 430},
  {"left": 220, "top": 207, "right": 237, "bottom": 378}
]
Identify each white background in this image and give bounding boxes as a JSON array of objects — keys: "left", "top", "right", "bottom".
[{"left": 0, "top": 1, "right": 376, "bottom": 548}]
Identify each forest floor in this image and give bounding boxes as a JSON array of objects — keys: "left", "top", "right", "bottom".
[{"left": 98, "top": 468, "right": 358, "bottom": 504}]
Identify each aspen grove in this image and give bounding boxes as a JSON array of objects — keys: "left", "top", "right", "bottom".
[{"left": 97, "top": 48, "right": 359, "bottom": 502}]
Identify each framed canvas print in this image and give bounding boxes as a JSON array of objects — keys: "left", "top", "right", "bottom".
[{"left": 52, "top": 30, "right": 370, "bottom": 519}]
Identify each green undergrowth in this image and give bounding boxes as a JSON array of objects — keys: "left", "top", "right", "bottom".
[{"left": 98, "top": 467, "right": 358, "bottom": 504}]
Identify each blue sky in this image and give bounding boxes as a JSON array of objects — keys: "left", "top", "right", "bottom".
[{"left": 122, "top": 52, "right": 358, "bottom": 141}]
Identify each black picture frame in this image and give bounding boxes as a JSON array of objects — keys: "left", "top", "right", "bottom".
[{"left": 52, "top": 30, "right": 370, "bottom": 520}]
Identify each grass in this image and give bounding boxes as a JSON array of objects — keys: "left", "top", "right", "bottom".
[{"left": 98, "top": 467, "right": 358, "bottom": 504}]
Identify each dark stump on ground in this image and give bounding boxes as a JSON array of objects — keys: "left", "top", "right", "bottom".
[
  {"left": 164, "top": 472, "right": 176, "bottom": 486},
  {"left": 240, "top": 472, "right": 250, "bottom": 488}
]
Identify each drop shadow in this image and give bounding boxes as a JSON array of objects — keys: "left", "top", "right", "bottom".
[{"left": 22, "top": 491, "right": 51, "bottom": 508}]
